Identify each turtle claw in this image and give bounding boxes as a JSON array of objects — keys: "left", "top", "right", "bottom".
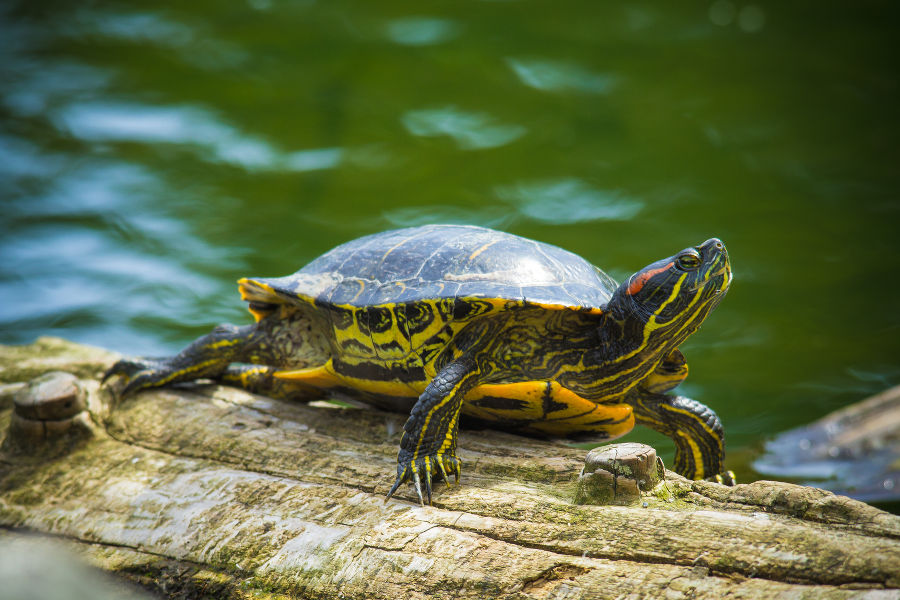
[
  {"left": 712, "top": 470, "right": 737, "bottom": 486},
  {"left": 102, "top": 359, "right": 138, "bottom": 384},
  {"left": 385, "top": 453, "right": 460, "bottom": 505},
  {"left": 103, "top": 357, "right": 174, "bottom": 397}
]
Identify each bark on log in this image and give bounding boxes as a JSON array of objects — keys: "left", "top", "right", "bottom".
[{"left": 1, "top": 338, "right": 899, "bottom": 600}]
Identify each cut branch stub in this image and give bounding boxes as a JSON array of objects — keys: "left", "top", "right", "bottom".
[
  {"left": 4, "top": 371, "right": 93, "bottom": 452},
  {"left": 575, "top": 443, "right": 665, "bottom": 505}
]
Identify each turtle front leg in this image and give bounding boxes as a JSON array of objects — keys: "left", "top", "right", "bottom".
[
  {"left": 104, "top": 324, "right": 256, "bottom": 397},
  {"left": 625, "top": 389, "right": 735, "bottom": 485},
  {"left": 386, "top": 358, "right": 480, "bottom": 505}
]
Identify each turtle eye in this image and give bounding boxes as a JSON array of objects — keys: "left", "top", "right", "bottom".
[{"left": 676, "top": 250, "right": 702, "bottom": 271}]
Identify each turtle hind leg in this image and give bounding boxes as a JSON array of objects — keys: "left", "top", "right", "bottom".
[
  {"left": 104, "top": 324, "right": 255, "bottom": 397},
  {"left": 220, "top": 364, "right": 330, "bottom": 401},
  {"left": 626, "top": 389, "right": 733, "bottom": 484}
]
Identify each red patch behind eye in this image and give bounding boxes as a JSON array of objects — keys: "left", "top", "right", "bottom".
[{"left": 627, "top": 262, "right": 674, "bottom": 295}]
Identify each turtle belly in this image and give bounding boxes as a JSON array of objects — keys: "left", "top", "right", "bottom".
[
  {"left": 463, "top": 381, "right": 634, "bottom": 440},
  {"left": 274, "top": 358, "right": 427, "bottom": 398}
]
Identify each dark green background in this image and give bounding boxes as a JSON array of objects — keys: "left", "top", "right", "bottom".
[{"left": 1, "top": 1, "right": 898, "bottom": 486}]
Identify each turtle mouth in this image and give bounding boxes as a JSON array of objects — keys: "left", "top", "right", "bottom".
[
  {"left": 686, "top": 266, "right": 730, "bottom": 296},
  {"left": 712, "top": 265, "right": 732, "bottom": 292},
  {"left": 700, "top": 240, "right": 732, "bottom": 294}
]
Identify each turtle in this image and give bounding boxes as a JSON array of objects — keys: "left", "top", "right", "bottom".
[{"left": 104, "top": 224, "right": 734, "bottom": 503}]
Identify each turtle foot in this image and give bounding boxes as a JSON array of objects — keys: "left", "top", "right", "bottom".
[
  {"left": 385, "top": 452, "right": 460, "bottom": 505},
  {"left": 103, "top": 325, "right": 253, "bottom": 398},
  {"left": 103, "top": 357, "right": 181, "bottom": 398},
  {"left": 712, "top": 470, "right": 737, "bottom": 486}
]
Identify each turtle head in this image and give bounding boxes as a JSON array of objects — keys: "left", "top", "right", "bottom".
[{"left": 609, "top": 238, "right": 731, "bottom": 350}]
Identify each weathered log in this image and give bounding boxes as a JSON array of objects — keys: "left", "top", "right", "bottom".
[
  {"left": 1, "top": 337, "right": 899, "bottom": 599},
  {"left": 755, "top": 384, "right": 900, "bottom": 503}
]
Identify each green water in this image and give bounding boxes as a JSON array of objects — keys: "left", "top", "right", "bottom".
[{"left": 2, "top": 1, "right": 898, "bottom": 487}]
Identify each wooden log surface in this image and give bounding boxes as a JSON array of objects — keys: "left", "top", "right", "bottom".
[{"left": 1, "top": 337, "right": 899, "bottom": 599}]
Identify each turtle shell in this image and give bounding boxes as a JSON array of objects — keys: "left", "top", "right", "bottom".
[{"left": 242, "top": 224, "right": 619, "bottom": 309}]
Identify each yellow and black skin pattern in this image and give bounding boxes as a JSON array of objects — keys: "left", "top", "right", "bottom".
[{"left": 105, "top": 224, "right": 733, "bottom": 504}]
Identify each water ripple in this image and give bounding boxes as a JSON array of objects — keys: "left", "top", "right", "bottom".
[
  {"left": 69, "top": 10, "right": 247, "bottom": 69},
  {"left": 56, "top": 101, "right": 342, "bottom": 172},
  {"left": 402, "top": 106, "right": 526, "bottom": 150},
  {"left": 2, "top": 61, "right": 112, "bottom": 117},
  {"left": 385, "top": 17, "right": 460, "bottom": 46},
  {"left": 496, "top": 178, "right": 642, "bottom": 225},
  {"left": 381, "top": 205, "right": 514, "bottom": 229},
  {"left": 0, "top": 134, "right": 64, "bottom": 179},
  {"left": 82, "top": 11, "right": 193, "bottom": 45},
  {"left": 0, "top": 151, "right": 246, "bottom": 352},
  {"left": 382, "top": 179, "right": 642, "bottom": 229},
  {"left": 507, "top": 58, "right": 617, "bottom": 94}
]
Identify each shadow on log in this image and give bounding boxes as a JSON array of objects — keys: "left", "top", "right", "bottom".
[{"left": 1, "top": 338, "right": 899, "bottom": 599}]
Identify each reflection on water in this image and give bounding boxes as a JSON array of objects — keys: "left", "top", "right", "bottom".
[
  {"left": 384, "top": 179, "right": 640, "bottom": 228},
  {"left": 496, "top": 179, "right": 642, "bottom": 225},
  {"left": 2, "top": 62, "right": 111, "bottom": 117},
  {"left": 708, "top": 1, "right": 766, "bottom": 32},
  {"left": 382, "top": 205, "right": 512, "bottom": 230},
  {"left": 0, "top": 152, "right": 241, "bottom": 353},
  {"left": 0, "top": 134, "right": 63, "bottom": 178},
  {"left": 79, "top": 11, "right": 194, "bottom": 46},
  {"left": 7, "top": 159, "right": 156, "bottom": 216},
  {"left": 507, "top": 58, "right": 617, "bottom": 95},
  {"left": 402, "top": 107, "right": 527, "bottom": 150},
  {"left": 385, "top": 17, "right": 459, "bottom": 46},
  {"left": 791, "top": 366, "right": 900, "bottom": 398},
  {"left": 71, "top": 9, "right": 247, "bottom": 69},
  {"left": 58, "top": 102, "right": 343, "bottom": 172},
  {"left": 1, "top": 0, "right": 898, "bottom": 497}
]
